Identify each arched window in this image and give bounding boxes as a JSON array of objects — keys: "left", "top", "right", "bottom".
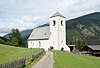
[
  {"left": 61, "top": 20, "right": 63, "bottom": 26},
  {"left": 31, "top": 42, "right": 32, "bottom": 45},
  {"left": 32, "top": 42, "right": 34, "bottom": 47},
  {"left": 39, "top": 41, "right": 41, "bottom": 47},
  {"left": 53, "top": 20, "right": 56, "bottom": 26}
]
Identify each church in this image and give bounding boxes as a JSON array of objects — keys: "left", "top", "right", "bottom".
[{"left": 28, "top": 12, "right": 70, "bottom": 51}]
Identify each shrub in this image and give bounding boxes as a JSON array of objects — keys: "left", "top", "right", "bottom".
[{"left": 0, "top": 39, "right": 5, "bottom": 44}]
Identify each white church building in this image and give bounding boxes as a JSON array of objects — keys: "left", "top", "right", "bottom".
[{"left": 28, "top": 12, "right": 70, "bottom": 51}]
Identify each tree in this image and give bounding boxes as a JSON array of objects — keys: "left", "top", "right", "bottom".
[
  {"left": 15, "top": 29, "right": 23, "bottom": 46},
  {"left": 0, "top": 39, "right": 5, "bottom": 44},
  {"left": 9, "top": 28, "right": 23, "bottom": 47},
  {"left": 10, "top": 37, "right": 19, "bottom": 46},
  {"left": 73, "top": 35, "right": 85, "bottom": 51}
]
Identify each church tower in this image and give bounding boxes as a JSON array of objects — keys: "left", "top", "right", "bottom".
[{"left": 49, "top": 12, "right": 70, "bottom": 51}]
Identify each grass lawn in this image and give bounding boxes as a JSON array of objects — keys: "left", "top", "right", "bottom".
[
  {"left": 0, "top": 44, "right": 44, "bottom": 67},
  {"left": 53, "top": 51, "right": 100, "bottom": 68}
]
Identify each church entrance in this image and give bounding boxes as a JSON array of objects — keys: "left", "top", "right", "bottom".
[{"left": 61, "top": 47, "right": 64, "bottom": 51}]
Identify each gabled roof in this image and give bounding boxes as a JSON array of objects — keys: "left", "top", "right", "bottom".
[
  {"left": 28, "top": 26, "right": 50, "bottom": 40},
  {"left": 87, "top": 45, "right": 100, "bottom": 50},
  {"left": 50, "top": 11, "right": 65, "bottom": 18}
]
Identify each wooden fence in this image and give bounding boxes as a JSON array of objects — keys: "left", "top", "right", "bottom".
[
  {"left": 0, "top": 49, "right": 44, "bottom": 68},
  {"left": 0, "top": 58, "right": 26, "bottom": 68},
  {"left": 32, "top": 49, "right": 44, "bottom": 61}
]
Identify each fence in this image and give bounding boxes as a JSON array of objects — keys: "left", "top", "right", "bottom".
[
  {"left": 0, "top": 49, "right": 44, "bottom": 68},
  {"left": 0, "top": 58, "right": 26, "bottom": 68},
  {"left": 32, "top": 49, "right": 44, "bottom": 61}
]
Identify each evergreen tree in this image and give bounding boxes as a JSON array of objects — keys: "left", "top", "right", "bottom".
[
  {"left": 73, "top": 35, "right": 85, "bottom": 51},
  {"left": 10, "top": 37, "right": 19, "bottom": 46},
  {"left": 0, "top": 39, "right": 5, "bottom": 44},
  {"left": 9, "top": 28, "right": 23, "bottom": 47}
]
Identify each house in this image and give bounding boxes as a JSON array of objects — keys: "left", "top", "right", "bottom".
[
  {"left": 28, "top": 11, "right": 70, "bottom": 51},
  {"left": 81, "top": 45, "right": 100, "bottom": 56},
  {"left": 68, "top": 45, "right": 76, "bottom": 52}
]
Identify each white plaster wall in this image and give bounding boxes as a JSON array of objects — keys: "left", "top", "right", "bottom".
[
  {"left": 40, "top": 40, "right": 50, "bottom": 51},
  {"left": 28, "top": 41, "right": 33, "bottom": 48},
  {"left": 58, "top": 17, "right": 65, "bottom": 50},
  {"left": 50, "top": 17, "right": 59, "bottom": 50},
  {"left": 58, "top": 17, "right": 70, "bottom": 51},
  {"left": 50, "top": 16, "right": 70, "bottom": 51},
  {"left": 28, "top": 40, "right": 49, "bottom": 51}
]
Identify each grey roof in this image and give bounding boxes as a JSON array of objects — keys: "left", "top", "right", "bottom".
[
  {"left": 28, "top": 26, "right": 50, "bottom": 40},
  {"left": 87, "top": 45, "right": 100, "bottom": 50},
  {"left": 50, "top": 11, "right": 65, "bottom": 18}
]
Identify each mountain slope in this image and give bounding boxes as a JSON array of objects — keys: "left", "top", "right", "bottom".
[
  {"left": 20, "top": 29, "right": 33, "bottom": 38},
  {"left": 67, "top": 12, "right": 100, "bottom": 44},
  {"left": 4, "top": 29, "right": 32, "bottom": 39}
]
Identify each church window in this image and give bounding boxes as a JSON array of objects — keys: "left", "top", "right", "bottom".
[
  {"left": 31, "top": 42, "right": 32, "bottom": 45},
  {"left": 32, "top": 42, "right": 34, "bottom": 47},
  {"left": 53, "top": 20, "right": 56, "bottom": 26},
  {"left": 39, "top": 41, "right": 41, "bottom": 47},
  {"left": 61, "top": 20, "right": 63, "bottom": 26}
]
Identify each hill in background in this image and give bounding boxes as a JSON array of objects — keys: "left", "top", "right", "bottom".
[
  {"left": 3, "top": 12, "right": 100, "bottom": 45},
  {"left": 67, "top": 12, "right": 100, "bottom": 45}
]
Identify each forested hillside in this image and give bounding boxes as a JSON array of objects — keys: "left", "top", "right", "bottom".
[{"left": 67, "top": 12, "right": 100, "bottom": 45}]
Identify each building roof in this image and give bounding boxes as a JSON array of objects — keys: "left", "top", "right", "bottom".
[
  {"left": 87, "top": 45, "right": 100, "bottom": 50},
  {"left": 68, "top": 45, "right": 75, "bottom": 47},
  {"left": 28, "top": 26, "right": 50, "bottom": 40},
  {"left": 50, "top": 11, "right": 65, "bottom": 18}
]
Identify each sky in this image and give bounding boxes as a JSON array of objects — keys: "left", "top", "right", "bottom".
[{"left": 0, "top": 0, "right": 100, "bottom": 36}]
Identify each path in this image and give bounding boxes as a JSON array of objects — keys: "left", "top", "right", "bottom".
[{"left": 32, "top": 51, "right": 54, "bottom": 68}]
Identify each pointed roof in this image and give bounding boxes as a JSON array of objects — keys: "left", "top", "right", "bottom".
[{"left": 50, "top": 11, "right": 65, "bottom": 18}]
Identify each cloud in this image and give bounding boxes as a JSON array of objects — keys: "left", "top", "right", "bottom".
[
  {"left": 0, "top": 0, "right": 100, "bottom": 36},
  {"left": 12, "top": 16, "right": 48, "bottom": 30},
  {"left": 0, "top": 16, "right": 48, "bottom": 36},
  {"left": 0, "top": 0, "right": 100, "bottom": 19},
  {"left": 56, "top": 0, "right": 100, "bottom": 19},
  {"left": 0, "top": 20, "right": 12, "bottom": 36}
]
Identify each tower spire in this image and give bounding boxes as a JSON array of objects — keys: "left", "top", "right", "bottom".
[{"left": 50, "top": 11, "right": 65, "bottom": 18}]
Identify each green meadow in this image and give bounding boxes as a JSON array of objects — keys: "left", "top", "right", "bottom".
[
  {"left": 0, "top": 44, "right": 44, "bottom": 67},
  {"left": 53, "top": 51, "right": 100, "bottom": 68}
]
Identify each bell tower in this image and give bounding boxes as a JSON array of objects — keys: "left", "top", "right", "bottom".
[{"left": 49, "top": 11, "right": 70, "bottom": 51}]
